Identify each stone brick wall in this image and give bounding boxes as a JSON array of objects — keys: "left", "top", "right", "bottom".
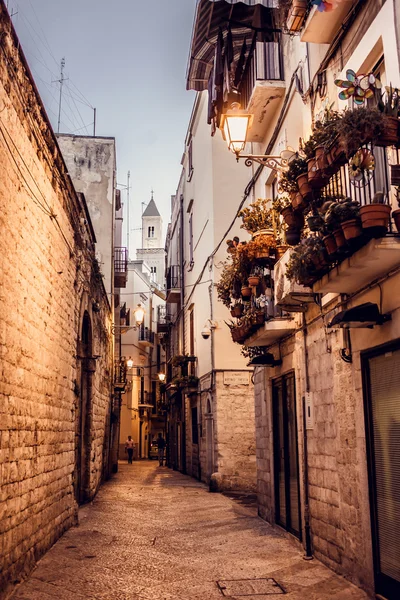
[
  {"left": 254, "top": 281, "right": 400, "bottom": 595},
  {"left": 0, "top": 6, "right": 113, "bottom": 598},
  {"left": 193, "top": 372, "right": 256, "bottom": 492}
]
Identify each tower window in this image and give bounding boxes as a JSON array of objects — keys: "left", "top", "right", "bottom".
[
  {"left": 150, "top": 267, "right": 157, "bottom": 274},
  {"left": 148, "top": 226, "right": 155, "bottom": 238}
]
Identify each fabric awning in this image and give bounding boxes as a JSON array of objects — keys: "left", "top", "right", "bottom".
[{"left": 186, "top": 0, "right": 278, "bottom": 91}]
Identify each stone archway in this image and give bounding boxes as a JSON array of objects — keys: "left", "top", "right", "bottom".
[
  {"left": 205, "top": 394, "right": 214, "bottom": 483},
  {"left": 74, "top": 311, "right": 94, "bottom": 504}
]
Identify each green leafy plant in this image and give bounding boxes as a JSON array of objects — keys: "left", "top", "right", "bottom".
[
  {"left": 335, "top": 107, "right": 385, "bottom": 157},
  {"left": 279, "top": 157, "right": 308, "bottom": 194},
  {"left": 239, "top": 198, "right": 275, "bottom": 233},
  {"left": 324, "top": 197, "right": 360, "bottom": 231},
  {"left": 377, "top": 84, "right": 400, "bottom": 117},
  {"left": 286, "top": 237, "right": 327, "bottom": 285}
]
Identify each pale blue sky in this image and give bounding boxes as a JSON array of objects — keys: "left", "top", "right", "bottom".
[{"left": 12, "top": 0, "right": 197, "bottom": 253}]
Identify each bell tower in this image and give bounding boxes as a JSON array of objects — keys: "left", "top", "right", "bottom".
[{"left": 136, "top": 191, "right": 165, "bottom": 288}]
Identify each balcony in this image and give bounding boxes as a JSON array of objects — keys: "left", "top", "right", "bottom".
[
  {"left": 275, "top": 249, "right": 314, "bottom": 312},
  {"left": 114, "top": 247, "right": 128, "bottom": 288},
  {"left": 138, "top": 325, "right": 155, "bottom": 347},
  {"left": 301, "top": 1, "right": 357, "bottom": 44},
  {"left": 120, "top": 303, "right": 130, "bottom": 326},
  {"left": 114, "top": 359, "right": 127, "bottom": 392},
  {"left": 157, "top": 305, "right": 169, "bottom": 333},
  {"left": 239, "top": 36, "right": 285, "bottom": 144},
  {"left": 166, "top": 265, "right": 181, "bottom": 304},
  {"left": 244, "top": 316, "right": 296, "bottom": 348},
  {"left": 313, "top": 236, "right": 400, "bottom": 295}
]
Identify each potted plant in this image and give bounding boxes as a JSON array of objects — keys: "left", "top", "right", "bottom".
[
  {"left": 248, "top": 273, "right": 261, "bottom": 287},
  {"left": 335, "top": 107, "right": 385, "bottom": 158},
  {"left": 279, "top": 157, "right": 309, "bottom": 200},
  {"left": 376, "top": 84, "right": 400, "bottom": 147},
  {"left": 286, "top": 237, "right": 328, "bottom": 286},
  {"left": 336, "top": 199, "right": 363, "bottom": 241},
  {"left": 230, "top": 303, "right": 244, "bottom": 318},
  {"left": 280, "top": 198, "right": 305, "bottom": 229},
  {"left": 324, "top": 200, "right": 347, "bottom": 249},
  {"left": 285, "top": 226, "right": 302, "bottom": 246},
  {"left": 241, "top": 283, "right": 252, "bottom": 298},
  {"left": 239, "top": 198, "right": 275, "bottom": 236},
  {"left": 359, "top": 192, "right": 391, "bottom": 237}
]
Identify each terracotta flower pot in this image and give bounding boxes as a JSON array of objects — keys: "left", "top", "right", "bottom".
[
  {"left": 281, "top": 206, "right": 304, "bottom": 229},
  {"left": 307, "top": 158, "right": 328, "bottom": 189},
  {"left": 359, "top": 204, "right": 391, "bottom": 237},
  {"left": 285, "top": 227, "right": 301, "bottom": 246},
  {"left": 327, "top": 138, "right": 346, "bottom": 173},
  {"left": 231, "top": 304, "right": 243, "bottom": 318},
  {"left": 341, "top": 219, "right": 363, "bottom": 241},
  {"left": 296, "top": 173, "right": 312, "bottom": 201},
  {"left": 391, "top": 164, "right": 400, "bottom": 186},
  {"left": 315, "top": 145, "right": 329, "bottom": 171},
  {"left": 323, "top": 234, "right": 337, "bottom": 256},
  {"left": 275, "top": 245, "right": 289, "bottom": 260},
  {"left": 292, "top": 192, "right": 309, "bottom": 212},
  {"left": 241, "top": 286, "right": 252, "bottom": 298},
  {"left": 376, "top": 115, "right": 399, "bottom": 147},
  {"left": 255, "top": 312, "right": 266, "bottom": 325},
  {"left": 393, "top": 209, "right": 400, "bottom": 232},
  {"left": 248, "top": 276, "right": 260, "bottom": 287},
  {"left": 333, "top": 228, "right": 347, "bottom": 249}
]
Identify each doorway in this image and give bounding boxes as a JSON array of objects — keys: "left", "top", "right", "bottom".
[
  {"left": 75, "top": 312, "right": 93, "bottom": 505},
  {"left": 363, "top": 343, "right": 400, "bottom": 599},
  {"left": 272, "top": 372, "right": 301, "bottom": 538}
]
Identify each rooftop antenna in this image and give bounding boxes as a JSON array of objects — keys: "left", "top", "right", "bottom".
[
  {"left": 126, "top": 171, "right": 131, "bottom": 259},
  {"left": 53, "top": 58, "right": 68, "bottom": 134}
]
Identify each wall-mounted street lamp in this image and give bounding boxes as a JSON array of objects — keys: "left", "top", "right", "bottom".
[
  {"left": 111, "top": 303, "right": 146, "bottom": 335},
  {"left": 126, "top": 357, "right": 134, "bottom": 369},
  {"left": 158, "top": 372, "right": 166, "bottom": 382},
  {"left": 220, "top": 102, "right": 296, "bottom": 172}
]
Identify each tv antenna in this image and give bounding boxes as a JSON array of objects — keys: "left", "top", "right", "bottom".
[{"left": 53, "top": 58, "right": 68, "bottom": 134}]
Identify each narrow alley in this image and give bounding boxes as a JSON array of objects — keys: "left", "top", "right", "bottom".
[{"left": 11, "top": 462, "right": 369, "bottom": 600}]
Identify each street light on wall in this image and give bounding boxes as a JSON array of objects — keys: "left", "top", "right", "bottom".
[
  {"left": 111, "top": 303, "right": 146, "bottom": 335},
  {"left": 220, "top": 102, "right": 295, "bottom": 172},
  {"left": 158, "top": 372, "right": 166, "bottom": 382},
  {"left": 126, "top": 357, "right": 134, "bottom": 369}
]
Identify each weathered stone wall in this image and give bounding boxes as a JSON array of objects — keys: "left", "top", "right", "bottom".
[
  {"left": 254, "top": 279, "right": 400, "bottom": 595},
  {"left": 0, "top": 6, "right": 113, "bottom": 598},
  {"left": 195, "top": 372, "right": 257, "bottom": 492}
]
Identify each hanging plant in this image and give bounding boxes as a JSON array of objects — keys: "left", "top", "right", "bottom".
[{"left": 334, "top": 70, "right": 382, "bottom": 105}]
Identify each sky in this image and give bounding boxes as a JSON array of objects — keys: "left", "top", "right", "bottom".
[{"left": 11, "top": 0, "right": 197, "bottom": 254}]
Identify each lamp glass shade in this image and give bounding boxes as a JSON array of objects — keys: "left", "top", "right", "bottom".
[
  {"left": 134, "top": 304, "right": 145, "bottom": 326},
  {"left": 224, "top": 114, "right": 250, "bottom": 155},
  {"left": 126, "top": 357, "right": 134, "bottom": 369},
  {"left": 158, "top": 373, "right": 166, "bottom": 382}
]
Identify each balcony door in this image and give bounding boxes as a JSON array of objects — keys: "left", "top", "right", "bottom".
[
  {"left": 273, "top": 372, "right": 301, "bottom": 538},
  {"left": 363, "top": 344, "right": 400, "bottom": 599}
]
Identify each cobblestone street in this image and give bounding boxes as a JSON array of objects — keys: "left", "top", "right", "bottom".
[{"left": 10, "top": 461, "right": 370, "bottom": 600}]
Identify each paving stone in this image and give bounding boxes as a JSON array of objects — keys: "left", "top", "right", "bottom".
[{"left": 10, "top": 462, "right": 371, "bottom": 600}]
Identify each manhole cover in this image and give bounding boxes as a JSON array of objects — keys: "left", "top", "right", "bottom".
[{"left": 217, "top": 578, "right": 286, "bottom": 597}]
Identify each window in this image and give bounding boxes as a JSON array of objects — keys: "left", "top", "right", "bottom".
[
  {"left": 187, "top": 139, "right": 194, "bottom": 181},
  {"left": 150, "top": 266, "right": 157, "bottom": 274},
  {"left": 188, "top": 212, "right": 194, "bottom": 268},
  {"left": 191, "top": 407, "right": 199, "bottom": 445},
  {"left": 148, "top": 226, "right": 155, "bottom": 238}
]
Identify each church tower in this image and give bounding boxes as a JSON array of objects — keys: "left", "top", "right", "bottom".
[{"left": 136, "top": 192, "right": 165, "bottom": 288}]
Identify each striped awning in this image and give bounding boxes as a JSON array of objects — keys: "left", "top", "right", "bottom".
[{"left": 186, "top": 0, "right": 277, "bottom": 91}]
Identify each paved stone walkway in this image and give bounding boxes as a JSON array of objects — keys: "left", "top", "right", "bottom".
[{"left": 11, "top": 461, "right": 371, "bottom": 600}]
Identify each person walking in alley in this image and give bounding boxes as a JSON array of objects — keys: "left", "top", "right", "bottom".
[
  {"left": 125, "top": 436, "right": 135, "bottom": 464},
  {"left": 157, "top": 433, "right": 166, "bottom": 466}
]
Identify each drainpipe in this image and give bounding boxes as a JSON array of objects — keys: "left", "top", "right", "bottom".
[
  {"left": 302, "top": 313, "right": 313, "bottom": 560},
  {"left": 179, "top": 193, "right": 186, "bottom": 474}
]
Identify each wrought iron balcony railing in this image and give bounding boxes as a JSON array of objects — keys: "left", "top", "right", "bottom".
[{"left": 114, "top": 247, "right": 128, "bottom": 288}]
